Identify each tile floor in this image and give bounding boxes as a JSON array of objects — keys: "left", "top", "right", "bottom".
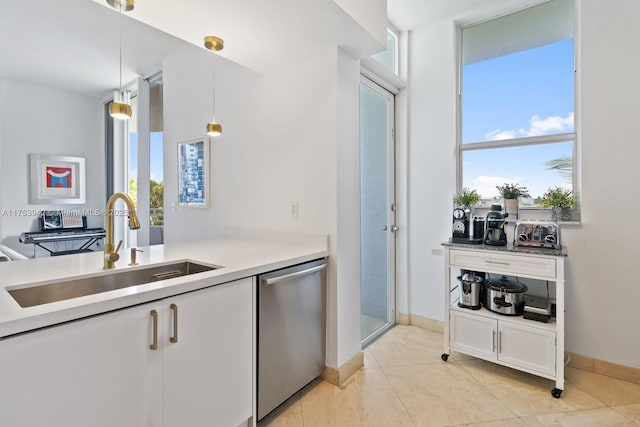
[{"left": 259, "top": 325, "right": 640, "bottom": 427}]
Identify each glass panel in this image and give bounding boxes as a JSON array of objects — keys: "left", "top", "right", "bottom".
[
  {"left": 371, "top": 29, "right": 398, "bottom": 75},
  {"left": 127, "top": 93, "right": 138, "bottom": 247},
  {"left": 360, "top": 83, "right": 391, "bottom": 342},
  {"left": 462, "top": 141, "right": 573, "bottom": 203},
  {"left": 149, "top": 80, "right": 164, "bottom": 245},
  {"left": 461, "top": 0, "right": 574, "bottom": 144}
]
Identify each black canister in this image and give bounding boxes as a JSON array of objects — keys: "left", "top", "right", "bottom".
[{"left": 471, "top": 216, "right": 485, "bottom": 242}]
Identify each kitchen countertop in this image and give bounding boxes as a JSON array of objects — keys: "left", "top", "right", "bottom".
[
  {"left": 442, "top": 240, "right": 567, "bottom": 257},
  {"left": 0, "top": 233, "right": 328, "bottom": 338}
]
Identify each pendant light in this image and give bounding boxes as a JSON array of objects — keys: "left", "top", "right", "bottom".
[
  {"left": 109, "top": 0, "right": 133, "bottom": 120},
  {"left": 204, "top": 36, "right": 224, "bottom": 137}
]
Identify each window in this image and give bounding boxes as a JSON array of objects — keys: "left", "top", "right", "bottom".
[
  {"left": 371, "top": 27, "right": 399, "bottom": 75},
  {"left": 459, "top": 0, "right": 577, "bottom": 219}
]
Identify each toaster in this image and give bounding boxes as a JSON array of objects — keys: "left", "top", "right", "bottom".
[{"left": 514, "top": 220, "right": 560, "bottom": 249}]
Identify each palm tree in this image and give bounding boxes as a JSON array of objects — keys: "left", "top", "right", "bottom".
[{"left": 545, "top": 156, "right": 572, "bottom": 184}]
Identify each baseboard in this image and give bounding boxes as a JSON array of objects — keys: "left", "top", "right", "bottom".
[
  {"left": 321, "top": 351, "right": 364, "bottom": 386},
  {"left": 399, "top": 313, "right": 444, "bottom": 333},
  {"left": 567, "top": 352, "right": 640, "bottom": 385}
]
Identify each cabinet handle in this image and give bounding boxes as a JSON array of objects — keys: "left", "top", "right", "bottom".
[
  {"left": 492, "top": 330, "right": 496, "bottom": 352},
  {"left": 150, "top": 309, "right": 158, "bottom": 350},
  {"left": 499, "top": 330, "right": 503, "bottom": 353},
  {"left": 485, "top": 260, "right": 510, "bottom": 266},
  {"left": 170, "top": 303, "right": 178, "bottom": 343}
]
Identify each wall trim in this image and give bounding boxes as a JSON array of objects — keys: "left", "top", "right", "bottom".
[
  {"left": 567, "top": 352, "right": 640, "bottom": 386},
  {"left": 321, "top": 351, "right": 364, "bottom": 386}
]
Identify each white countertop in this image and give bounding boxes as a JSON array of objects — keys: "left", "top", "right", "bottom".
[{"left": 0, "top": 234, "right": 328, "bottom": 338}]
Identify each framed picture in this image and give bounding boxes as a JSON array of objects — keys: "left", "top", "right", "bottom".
[
  {"left": 29, "top": 154, "right": 86, "bottom": 204},
  {"left": 177, "top": 139, "right": 209, "bottom": 207}
]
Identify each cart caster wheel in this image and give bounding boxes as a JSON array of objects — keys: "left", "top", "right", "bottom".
[
  {"left": 551, "top": 388, "right": 563, "bottom": 398},
  {"left": 441, "top": 353, "right": 449, "bottom": 362}
]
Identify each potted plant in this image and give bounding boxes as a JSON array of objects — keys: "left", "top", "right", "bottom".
[
  {"left": 496, "top": 183, "right": 530, "bottom": 219},
  {"left": 455, "top": 187, "right": 480, "bottom": 210},
  {"left": 540, "top": 186, "right": 575, "bottom": 222}
]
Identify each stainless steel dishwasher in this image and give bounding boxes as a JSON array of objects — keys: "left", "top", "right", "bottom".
[{"left": 258, "top": 258, "right": 326, "bottom": 421}]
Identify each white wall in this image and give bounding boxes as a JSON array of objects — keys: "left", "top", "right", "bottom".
[
  {"left": 406, "top": 0, "right": 640, "bottom": 368},
  {"left": 163, "top": 44, "right": 363, "bottom": 368},
  {"left": 0, "top": 79, "right": 104, "bottom": 257}
]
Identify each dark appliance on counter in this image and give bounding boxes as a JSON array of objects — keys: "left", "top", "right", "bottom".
[
  {"left": 469, "top": 216, "right": 485, "bottom": 244},
  {"left": 457, "top": 271, "right": 484, "bottom": 310},
  {"left": 451, "top": 208, "right": 470, "bottom": 243},
  {"left": 484, "top": 204, "right": 508, "bottom": 246},
  {"left": 523, "top": 294, "right": 552, "bottom": 322},
  {"left": 514, "top": 220, "right": 561, "bottom": 249},
  {"left": 484, "top": 274, "right": 527, "bottom": 316}
]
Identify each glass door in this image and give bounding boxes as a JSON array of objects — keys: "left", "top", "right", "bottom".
[{"left": 360, "top": 76, "right": 396, "bottom": 346}]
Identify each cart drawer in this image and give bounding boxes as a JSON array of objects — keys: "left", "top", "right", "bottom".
[{"left": 449, "top": 249, "right": 556, "bottom": 278}]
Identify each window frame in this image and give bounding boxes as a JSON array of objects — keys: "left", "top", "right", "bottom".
[{"left": 455, "top": 1, "right": 580, "bottom": 220}]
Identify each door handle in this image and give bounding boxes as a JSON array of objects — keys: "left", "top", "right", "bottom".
[
  {"left": 382, "top": 226, "right": 388, "bottom": 231},
  {"left": 170, "top": 303, "right": 178, "bottom": 343},
  {"left": 150, "top": 309, "right": 158, "bottom": 350},
  {"left": 391, "top": 225, "right": 399, "bottom": 233}
]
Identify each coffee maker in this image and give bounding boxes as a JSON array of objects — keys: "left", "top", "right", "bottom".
[
  {"left": 484, "top": 204, "right": 508, "bottom": 246},
  {"left": 451, "top": 208, "right": 470, "bottom": 243}
]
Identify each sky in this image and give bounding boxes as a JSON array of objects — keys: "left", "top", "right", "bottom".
[
  {"left": 461, "top": 38, "right": 574, "bottom": 200},
  {"left": 128, "top": 132, "right": 164, "bottom": 183}
]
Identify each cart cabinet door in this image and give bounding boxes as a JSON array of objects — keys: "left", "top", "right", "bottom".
[
  {"left": 498, "top": 321, "right": 556, "bottom": 376},
  {"left": 450, "top": 310, "right": 497, "bottom": 361}
]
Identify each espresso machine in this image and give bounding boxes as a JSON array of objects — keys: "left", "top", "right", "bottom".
[{"left": 484, "top": 204, "right": 508, "bottom": 246}]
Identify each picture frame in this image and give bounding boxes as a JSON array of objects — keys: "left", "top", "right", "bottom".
[
  {"left": 29, "top": 154, "right": 86, "bottom": 204},
  {"left": 177, "top": 139, "right": 209, "bottom": 207}
]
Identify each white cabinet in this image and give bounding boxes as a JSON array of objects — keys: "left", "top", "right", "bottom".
[
  {"left": 450, "top": 309, "right": 556, "bottom": 376},
  {"left": 163, "top": 278, "right": 254, "bottom": 427},
  {"left": 0, "top": 277, "right": 255, "bottom": 427},
  {"left": 443, "top": 244, "right": 566, "bottom": 398}
]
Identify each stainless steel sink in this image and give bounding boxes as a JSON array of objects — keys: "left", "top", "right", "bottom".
[{"left": 8, "top": 261, "right": 218, "bottom": 308}]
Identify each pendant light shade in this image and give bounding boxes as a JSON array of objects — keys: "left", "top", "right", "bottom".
[
  {"left": 106, "top": 0, "right": 134, "bottom": 11},
  {"left": 110, "top": 101, "right": 132, "bottom": 119},
  {"left": 109, "top": 0, "right": 132, "bottom": 120},
  {"left": 207, "top": 122, "right": 222, "bottom": 136},
  {"left": 204, "top": 36, "right": 224, "bottom": 137}
]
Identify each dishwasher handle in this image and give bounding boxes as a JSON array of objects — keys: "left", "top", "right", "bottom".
[{"left": 262, "top": 263, "right": 326, "bottom": 286}]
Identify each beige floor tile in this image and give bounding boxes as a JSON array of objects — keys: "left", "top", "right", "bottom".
[
  {"left": 612, "top": 403, "right": 640, "bottom": 424},
  {"left": 459, "top": 360, "right": 604, "bottom": 417},
  {"left": 383, "top": 362, "right": 517, "bottom": 426},
  {"left": 299, "top": 367, "right": 415, "bottom": 427},
  {"left": 465, "top": 419, "right": 528, "bottom": 426},
  {"left": 565, "top": 367, "right": 640, "bottom": 406},
  {"left": 363, "top": 347, "right": 380, "bottom": 369},
  {"left": 368, "top": 325, "right": 444, "bottom": 367},
  {"left": 259, "top": 393, "right": 304, "bottom": 427},
  {"left": 521, "top": 407, "right": 638, "bottom": 426}
]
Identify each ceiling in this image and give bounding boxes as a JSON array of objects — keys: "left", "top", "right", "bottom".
[{"left": 0, "top": 0, "right": 547, "bottom": 99}]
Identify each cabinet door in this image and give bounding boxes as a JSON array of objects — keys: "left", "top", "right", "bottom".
[
  {"left": 0, "top": 302, "right": 162, "bottom": 427},
  {"left": 450, "top": 310, "right": 497, "bottom": 361},
  {"left": 498, "top": 321, "right": 556, "bottom": 376},
  {"left": 163, "top": 278, "right": 254, "bottom": 427}
]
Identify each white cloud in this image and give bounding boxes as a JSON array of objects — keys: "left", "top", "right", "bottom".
[
  {"left": 485, "top": 112, "right": 574, "bottom": 141},
  {"left": 472, "top": 175, "right": 524, "bottom": 199},
  {"left": 485, "top": 129, "right": 517, "bottom": 140}
]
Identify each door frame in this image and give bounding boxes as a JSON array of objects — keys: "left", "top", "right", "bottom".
[{"left": 360, "top": 74, "right": 397, "bottom": 347}]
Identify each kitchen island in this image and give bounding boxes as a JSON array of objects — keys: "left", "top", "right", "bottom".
[{"left": 0, "top": 233, "right": 328, "bottom": 427}]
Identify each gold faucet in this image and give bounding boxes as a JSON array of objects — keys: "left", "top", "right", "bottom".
[{"left": 104, "top": 192, "right": 141, "bottom": 269}]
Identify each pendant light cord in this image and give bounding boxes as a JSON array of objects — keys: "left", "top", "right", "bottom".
[
  {"left": 212, "top": 65, "right": 216, "bottom": 121},
  {"left": 118, "top": 2, "right": 123, "bottom": 95}
]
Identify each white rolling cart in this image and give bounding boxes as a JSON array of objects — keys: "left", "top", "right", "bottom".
[{"left": 441, "top": 242, "right": 567, "bottom": 398}]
